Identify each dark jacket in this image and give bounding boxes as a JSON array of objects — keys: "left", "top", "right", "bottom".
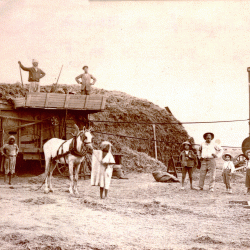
[
  {"left": 179, "top": 150, "right": 197, "bottom": 168},
  {"left": 20, "top": 63, "right": 45, "bottom": 82}
]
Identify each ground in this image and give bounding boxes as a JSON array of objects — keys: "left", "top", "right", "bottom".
[{"left": 0, "top": 160, "right": 250, "bottom": 250}]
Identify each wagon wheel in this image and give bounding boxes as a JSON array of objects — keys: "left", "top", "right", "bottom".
[
  {"left": 234, "top": 154, "right": 247, "bottom": 171},
  {"left": 57, "top": 162, "right": 69, "bottom": 176}
]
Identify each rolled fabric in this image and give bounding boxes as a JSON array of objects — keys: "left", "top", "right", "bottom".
[{"left": 152, "top": 171, "right": 180, "bottom": 183}]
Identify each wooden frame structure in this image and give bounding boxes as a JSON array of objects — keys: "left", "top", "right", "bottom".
[{"left": 0, "top": 93, "right": 106, "bottom": 165}]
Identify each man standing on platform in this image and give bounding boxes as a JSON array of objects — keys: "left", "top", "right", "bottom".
[
  {"left": 75, "top": 66, "right": 96, "bottom": 95},
  {"left": 197, "top": 132, "right": 223, "bottom": 192},
  {"left": 18, "top": 59, "right": 45, "bottom": 93}
]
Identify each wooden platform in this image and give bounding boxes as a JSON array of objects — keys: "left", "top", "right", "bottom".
[{"left": 13, "top": 93, "right": 106, "bottom": 111}]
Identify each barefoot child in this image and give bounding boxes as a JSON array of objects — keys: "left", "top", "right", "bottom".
[
  {"left": 245, "top": 149, "right": 250, "bottom": 194},
  {"left": 1, "top": 136, "right": 19, "bottom": 185},
  {"left": 222, "top": 153, "right": 235, "bottom": 193},
  {"left": 179, "top": 141, "right": 197, "bottom": 190}
]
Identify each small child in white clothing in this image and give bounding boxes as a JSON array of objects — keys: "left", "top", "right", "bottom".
[{"left": 222, "top": 153, "right": 235, "bottom": 193}]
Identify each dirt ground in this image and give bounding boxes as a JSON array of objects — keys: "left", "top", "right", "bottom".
[{"left": 0, "top": 161, "right": 250, "bottom": 250}]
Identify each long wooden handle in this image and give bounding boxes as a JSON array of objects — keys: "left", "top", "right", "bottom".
[{"left": 19, "top": 65, "right": 24, "bottom": 87}]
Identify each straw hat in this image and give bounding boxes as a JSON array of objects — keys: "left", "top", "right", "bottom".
[
  {"left": 245, "top": 149, "right": 250, "bottom": 157},
  {"left": 8, "top": 135, "right": 15, "bottom": 142},
  {"left": 101, "top": 141, "right": 112, "bottom": 148},
  {"left": 222, "top": 153, "right": 233, "bottom": 161},
  {"left": 182, "top": 141, "right": 191, "bottom": 148},
  {"left": 32, "top": 59, "right": 38, "bottom": 63},
  {"left": 203, "top": 132, "right": 214, "bottom": 140}
]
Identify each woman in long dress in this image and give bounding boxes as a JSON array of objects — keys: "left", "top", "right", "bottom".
[{"left": 91, "top": 141, "right": 116, "bottom": 199}]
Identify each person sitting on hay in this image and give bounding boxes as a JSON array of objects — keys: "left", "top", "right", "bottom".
[
  {"left": 1, "top": 136, "right": 19, "bottom": 185},
  {"left": 91, "top": 141, "right": 116, "bottom": 199}
]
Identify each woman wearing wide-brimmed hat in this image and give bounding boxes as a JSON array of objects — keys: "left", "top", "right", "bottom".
[
  {"left": 91, "top": 141, "right": 116, "bottom": 199},
  {"left": 179, "top": 141, "right": 197, "bottom": 190},
  {"left": 222, "top": 153, "right": 235, "bottom": 193},
  {"left": 197, "top": 132, "right": 223, "bottom": 192}
]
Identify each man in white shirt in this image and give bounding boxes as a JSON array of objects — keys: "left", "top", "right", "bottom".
[{"left": 198, "top": 132, "right": 223, "bottom": 192}]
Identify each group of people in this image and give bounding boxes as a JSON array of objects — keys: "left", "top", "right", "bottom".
[
  {"left": 18, "top": 60, "right": 96, "bottom": 94},
  {"left": 180, "top": 131, "right": 250, "bottom": 194},
  {"left": 0, "top": 135, "right": 115, "bottom": 199},
  {"left": 2, "top": 130, "right": 250, "bottom": 197}
]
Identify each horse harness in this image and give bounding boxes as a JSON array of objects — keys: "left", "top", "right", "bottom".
[{"left": 52, "top": 134, "right": 89, "bottom": 163}]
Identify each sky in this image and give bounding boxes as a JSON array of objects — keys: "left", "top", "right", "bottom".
[{"left": 0, "top": 0, "right": 250, "bottom": 147}]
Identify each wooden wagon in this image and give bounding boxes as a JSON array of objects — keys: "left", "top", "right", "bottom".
[{"left": 0, "top": 92, "right": 106, "bottom": 175}]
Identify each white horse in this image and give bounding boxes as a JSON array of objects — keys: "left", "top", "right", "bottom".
[{"left": 43, "top": 124, "right": 93, "bottom": 195}]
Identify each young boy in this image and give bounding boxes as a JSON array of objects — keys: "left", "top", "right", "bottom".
[
  {"left": 1, "top": 136, "right": 19, "bottom": 185},
  {"left": 222, "top": 153, "right": 235, "bottom": 193},
  {"left": 245, "top": 149, "right": 250, "bottom": 194},
  {"left": 179, "top": 141, "right": 197, "bottom": 190}
]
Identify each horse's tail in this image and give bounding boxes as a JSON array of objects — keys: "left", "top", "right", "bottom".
[{"left": 34, "top": 156, "right": 53, "bottom": 191}]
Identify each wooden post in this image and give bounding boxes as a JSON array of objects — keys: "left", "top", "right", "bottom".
[{"left": 152, "top": 124, "right": 157, "bottom": 160}]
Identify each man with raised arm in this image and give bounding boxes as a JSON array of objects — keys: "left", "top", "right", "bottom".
[{"left": 18, "top": 59, "right": 45, "bottom": 92}]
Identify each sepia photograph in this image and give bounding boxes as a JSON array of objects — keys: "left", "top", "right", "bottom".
[{"left": 0, "top": 0, "right": 250, "bottom": 249}]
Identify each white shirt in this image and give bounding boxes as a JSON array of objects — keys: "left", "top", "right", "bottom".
[
  {"left": 222, "top": 161, "right": 235, "bottom": 173},
  {"left": 199, "top": 141, "right": 223, "bottom": 158}
]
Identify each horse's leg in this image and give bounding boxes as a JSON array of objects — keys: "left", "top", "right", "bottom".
[
  {"left": 48, "top": 161, "right": 57, "bottom": 192},
  {"left": 44, "top": 158, "right": 50, "bottom": 194},
  {"left": 68, "top": 161, "right": 74, "bottom": 194},
  {"left": 73, "top": 163, "right": 81, "bottom": 195}
]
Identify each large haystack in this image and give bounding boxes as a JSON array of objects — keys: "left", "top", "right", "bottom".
[{"left": 0, "top": 83, "right": 192, "bottom": 173}]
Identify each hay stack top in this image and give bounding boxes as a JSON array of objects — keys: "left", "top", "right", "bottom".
[{"left": 13, "top": 93, "right": 106, "bottom": 111}]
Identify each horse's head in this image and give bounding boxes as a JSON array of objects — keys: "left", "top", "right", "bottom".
[{"left": 73, "top": 125, "right": 93, "bottom": 154}]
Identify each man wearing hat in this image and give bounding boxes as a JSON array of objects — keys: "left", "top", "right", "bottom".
[
  {"left": 1, "top": 136, "right": 19, "bottom": 185},
  {"left": 75, "top": 66, "right": 96, "bottom": 95},
  {"left": 18, "top": 59, "right": 46, "bottom": 92},
  {"left": 197, "top": 132, "right": 223, "bottom": 192}
]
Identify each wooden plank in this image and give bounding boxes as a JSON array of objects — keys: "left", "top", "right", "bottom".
[
  {"left": 101, "top": 96, "right": 106, "bottom": 110},
  {"left": 45, "top": 93, "right": 49, "bottom": 108},
  {"left": 64, "top": 94, "right": 70, "bottom": 108},
  {"left": 26, "top": 94, "right": 31, "bottom": 106},
  {"left": 84, "top": 95, "right": 89, "bottom": 108}
]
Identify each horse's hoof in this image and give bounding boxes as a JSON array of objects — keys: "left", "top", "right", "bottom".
[
  {"left": 49, "top": 189, "right": 54, "bottom": 193},
  {"left": 44, "top": 189, "right": 49, "bottom": 194}
]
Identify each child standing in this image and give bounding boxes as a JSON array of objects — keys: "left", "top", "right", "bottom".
[
  {"left": 179, "top": 141, "right": 197, "bottom": 190},
  {"left": 91, "top": 141, "right": 116, "bottom": 199},
  {"left": 245, "top": 149, "right": 250, "bottom": 194},
  {"left": 1, "top": 136, "right": 19, "bottom": 185},
  {"left": 222, "top": 153, "right": 235, "bottom": 193}
]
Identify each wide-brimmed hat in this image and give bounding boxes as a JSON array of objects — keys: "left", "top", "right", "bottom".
[
  {"left": 182, "top": 141, "right": 191, "bottom": 147},
  {"left": 222, "top": 153, "right": 233, "bottom": 161},
  {"left": 82, "top": 65, "right": 88, "bottom": 70},
  {"left": 101, "top": 141, "right": 112, "bottom": 148},
  {"left": 245, "top": 149, "right": 250, "bottom": 157},
  {"left": 203, "top": 132, "right": 214, "bottom": 140},
  {"left": 8, "top": 135, "right": 15, "bottom": 142},
  {"left": 32, "top": 59, "right": 38, "bottom": 63}
]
